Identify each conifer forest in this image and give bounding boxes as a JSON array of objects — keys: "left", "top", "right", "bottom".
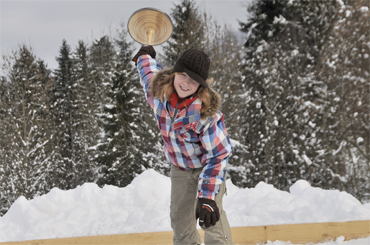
[{"left": 1, "top": 0, "right": 369, "bottom": 216}]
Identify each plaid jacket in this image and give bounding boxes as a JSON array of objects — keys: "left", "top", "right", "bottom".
[{"left": 137, "top": 55, "right": 232, "bottom": 200}]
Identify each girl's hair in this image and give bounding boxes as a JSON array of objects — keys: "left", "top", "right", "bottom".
[{"left": 150, "top": 69, "right": 218, "bottom": 118}]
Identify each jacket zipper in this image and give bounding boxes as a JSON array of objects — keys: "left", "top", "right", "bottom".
[{"left": 171, "top": 99, "right": 182, "bottom": 124}]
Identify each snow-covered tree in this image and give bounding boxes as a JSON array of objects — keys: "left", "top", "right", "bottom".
[
  {"left": 317, "top": 0, "right": 370, "bottom": 202},
  {"left": 94, "top": 33, "right": 142, "bottom": 187},
  {"left": 233, "top": 0, "right": 369, "bottom": 203},
  {"left": 114, "top": 24, "right": 167, "bottom": 177},
  {"left": 161, "top": 0, "right": 206, "bottom": 66},
  {"left": 239, "top": 0, "right": 291, "bottom": 57},
  {"left": 0, "top": 76, "right": 9, "bottom": 215},
  {"left": 50, "top": 39, "right": 80, "bottom": 189},
  {"left": 0, "top": 45, "right": 54, "bottom": 215},
  {"left": 70, "top": 40, "right": 100, "bottom": 184},
  {"left": 201, "top": 16, "right": 245, "bottom": 140},
  {"left": 233, "top": 0, "right": 337, "bottom": 190},
  {"left": 94, "top": 25, "right": 167, "bottom": 187}
]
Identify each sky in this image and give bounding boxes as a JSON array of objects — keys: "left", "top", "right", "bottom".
[{"left": 0, "top": 0, "right": 251, "bottom": 70}]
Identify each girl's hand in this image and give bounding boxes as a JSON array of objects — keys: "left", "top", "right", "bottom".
[
  {"left": 197, "top": 198, "right": 220, "bottom": 227},
  {"left": 132, "top": 45, "right": 156, "bottom": 65}
]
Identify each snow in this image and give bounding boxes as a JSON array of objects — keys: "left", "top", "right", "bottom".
[
  {"left": 359, "top": 6, "right": 369, "bottom": 13},
  {"left": 104, "top": 104, "right": 115, "bottom": 109},
  {"left": 0, "top": 169, "right": 369, "bottom": 244},
  {"left": 273, "top": 15, "right": 287, "bottom": 25},
  {"left": 302, "top": 154, "right": 312, "bottom": 166}
]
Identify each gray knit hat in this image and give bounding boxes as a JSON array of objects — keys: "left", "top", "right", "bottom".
[{"left": 172, "top": 49, "right": 210, "bottom": 88}]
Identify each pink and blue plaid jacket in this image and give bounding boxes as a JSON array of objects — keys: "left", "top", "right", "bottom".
[{"left": 137, "top": 55, "right": 232, "bottom": 200}]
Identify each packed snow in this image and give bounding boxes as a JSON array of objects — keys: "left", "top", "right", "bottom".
[{"left": 0, "top": 169, "right": 369, "bottom": 244}]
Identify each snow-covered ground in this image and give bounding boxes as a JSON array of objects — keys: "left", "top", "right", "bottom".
[{"left": 0, "top": 169, "right": 369, "bottom": 244}]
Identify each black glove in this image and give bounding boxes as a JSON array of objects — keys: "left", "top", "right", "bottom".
[
  {"left": 132, "top": 45, "right": 156, "bottom": 65},
  {"left": 197, "top": 198, "right": 220, "bottom": 227}
]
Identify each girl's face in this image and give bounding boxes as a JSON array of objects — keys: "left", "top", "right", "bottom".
[{"left": 173, "top": 72, "right": 200, "bottom": 99}]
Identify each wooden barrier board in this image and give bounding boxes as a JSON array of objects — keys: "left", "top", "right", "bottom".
[{"left": 1, "top": 220, "right": 369, "bottom": 245}]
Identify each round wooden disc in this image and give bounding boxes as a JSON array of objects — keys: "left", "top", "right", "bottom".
[{"left": 128, "top": 8, "right": 173, "bottom": 46}]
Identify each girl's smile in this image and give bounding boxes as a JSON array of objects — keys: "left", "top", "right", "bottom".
[{"left": 174, "top": 72, "right": 200, "bottom": 98}]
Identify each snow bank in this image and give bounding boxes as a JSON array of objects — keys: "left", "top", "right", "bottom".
[
  {"left": 226, "top": 179, "right": 369, "bottom": 227},
  {"left": 0, "top": 169, "right": 369, "bottom": 242}
]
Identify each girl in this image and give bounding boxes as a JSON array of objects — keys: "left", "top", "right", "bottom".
[{"left": 133, "top": 46, "right": 233, "bottom": 245}]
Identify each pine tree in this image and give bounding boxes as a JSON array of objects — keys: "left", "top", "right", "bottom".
[
  {"left": 239, "top": 0, "right": 290, "bottom": 56},
  {"left": 0, "top": 75, "right": 11, "bottom": 216},
  {"left": 94, "top": 24, "right": 167, "bottom": 187},
  {"left": 86, "top": 35, "right": 118, "bottom": 184},
  {"left": 317, "top": 0, "right": 370, "bottom": 201},
  {"left": 50, "top": 39, "right": 78, "bottom": 189},
  {"left": 0, "top": 45, "right": 53, "bottom": 215},
  {"left": 89, "top": 35, "right": 116, "bottom": 110},
  {"left": 161, "top": 0, "right": 205, "bottom": 66},
  {"left": 71, "top": 40, "right": 99, "bottom": 184},
  {"left": 201, "top": 15, "right": 244, "bottom": 140},
  {"left": 234, "top": 0, "right": 337, "bottom": 190},
  {"left": 94, "top": 33, "right": 139, "bottom": 187},
  {"left": 116, "top": 23, "right": 168, "bottom": 175}
]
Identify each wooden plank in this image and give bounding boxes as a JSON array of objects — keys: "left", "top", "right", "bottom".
[
  {"left": 248, "top": 220, "right": 369, "bottom": 244},
  {"left": 1, "top": 220, "right": 369, "bottom": 245},
  {"left": 326, "top": 220, "right": 370, "bottom": 241},
  {"left": 0, "top": 231, "right": 174, "bottom": 245},
  {"left": 266, "top": 222, "right": 329, "bottom": 243},
  {"left": 230, "top": 226, "right": 266, "bottom": 244}
]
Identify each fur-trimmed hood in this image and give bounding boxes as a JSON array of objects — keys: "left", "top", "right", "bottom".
[{"left": 151, "top": 68, "right": 221, "bottom": 119}]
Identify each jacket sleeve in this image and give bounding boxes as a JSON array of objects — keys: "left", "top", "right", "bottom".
[
  {"left": 197, "top": 113, "right": 232, "bottom": 200},
  {"left": 136, "top": 54, "right": 163, "bottom": 108}
]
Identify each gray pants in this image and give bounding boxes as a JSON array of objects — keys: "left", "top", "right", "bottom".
[{"left": 170, "top": 165, "right": 233, "bottom": 245}]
